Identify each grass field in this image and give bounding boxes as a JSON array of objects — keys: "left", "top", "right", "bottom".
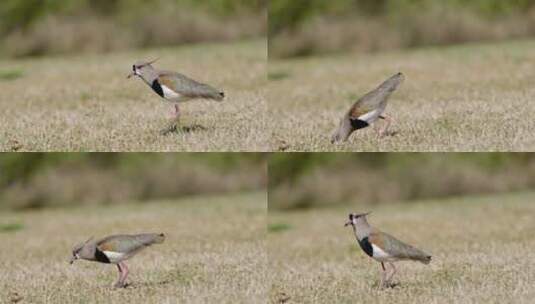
[
  {"left": 0, "top": 192, "right": 266, "bottom": 304},
  {"left": 268, "top": 192, "right": 535, "bottom": 303},
  {"left": 0, "top": 40, "right": 267, "bottom": 152},
  {"left": 268, "top": 39, "right": 535, "bottom": 151}
]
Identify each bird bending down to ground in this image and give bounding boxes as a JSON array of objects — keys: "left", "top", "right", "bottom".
[
  {"left": 127, "top": 59, "right": 225, "bottom": 135},
  {"left": 331, "top": 72, "right": 404, "bottom": 144},
  {"left": 70, "top": 233, "right": 165, "bottom": 288},
  {"left": 344, "top": 213, "right": 431, "bottom": 288}
]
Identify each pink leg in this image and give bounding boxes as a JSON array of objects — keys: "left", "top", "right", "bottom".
[
  {"left": 174, "top": 104, "right": 181, "bottom": 120},
  {"left": 379, "top": 114, "right": 393, "bottom": 137},
  {"left": 119, "top": 262, "right": 129, "bottom": 287},
  {"left": 121, "top": 262, "right": 129, "bottom": 286},
  {"left": 379, "top": 262, "right": 387, "bottom": 288},
  {"left": 114, "top": 264, "right": 123, "bottom": 288}
]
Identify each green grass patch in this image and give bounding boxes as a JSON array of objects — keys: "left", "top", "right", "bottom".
[
  {"left": 268, "top": 222, "right": 292, "bottom": 233},
  {"left": 268, "top": 71, "right": 290, "bottom": 81},
  {"left": 0, "top": 69, "right": 24, "bottom": 81},
  {"left": 0, "top": 222, "right": 24, "bottom": 232}
]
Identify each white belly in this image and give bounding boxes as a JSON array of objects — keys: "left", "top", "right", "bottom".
[
  {"left": 358, "top": 108, "right": 383, "bottom": 124},
  {"left": 371, "top": 244, "right": 395, "bottom": 262},
  {"left": 161, "top": 84, "right": 189, "bottom": 102},
  {"left": 103, "top": 251, "right": 128, "bottom": 263}
]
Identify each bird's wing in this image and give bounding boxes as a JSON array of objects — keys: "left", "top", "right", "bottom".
[
  {"left": 158, "top": 71, "right": 223, "bottom": 100},
  {"left": 97, "top": 234, "right": 161, "bottom": 253},
  {"left": 348, "top": 91, "right": 382, "bottom": 119},
  {"left": 348, "top": 74, "right": 402, "bottom": 120},
  {"left": 370, "top": 231, "right": 429, "bottom": 261}
]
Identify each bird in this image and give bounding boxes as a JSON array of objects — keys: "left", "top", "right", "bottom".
[
  {"left": 331, "top": 72, "right": 404, "bottom": 144},
  {"left": 127, "top": 59, "right": 225, "bottom": 135},
  {"left": 344, "top": 212, "right": 431, "bottom": 288},
  {"left": 70, "top": 233, "right": 165, "bottom": 288}
]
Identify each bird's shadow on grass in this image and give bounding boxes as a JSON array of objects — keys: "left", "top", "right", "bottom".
[
  {"left": 159, "top": 124, "right": 209, "bottom": 136},
  {"left": 126, "top": 278, "right": 173, "bottom": 289},
  {"left": 371, "top": 281, "right": 401, "bottom": 289},
  {"left": 126, "top": 267, "right": 201, "bottom": 289}
]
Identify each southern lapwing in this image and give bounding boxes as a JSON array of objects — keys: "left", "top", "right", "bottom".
[
  {"left": 127, "top": 59, "right": 225, "bottom": 134},
  {"left": 331, "top": 72, "right": 404, "bottom": 143},
  {"left": 344, "top": 213, "right": 431, "bottom": 288},
  {"left": 70, "top": 233, "right": 165, "bottom": 288}
]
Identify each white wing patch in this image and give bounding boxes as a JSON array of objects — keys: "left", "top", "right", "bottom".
[
  {"left": 371, "top": 244, "right": 393, "bottom": 262},
  {"left": 161, "top": 84, "right": 183, "bottom": 101},
  {"left": 358, "top": 108, "right": 383, "bottom": 124},
  {"left": 103, "top": 251, "right": 127, "bottom": 263}
]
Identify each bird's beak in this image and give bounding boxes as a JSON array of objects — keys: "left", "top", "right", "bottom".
[
  {"left": 344, "top": 221, "right": 351, "bottom": 227},
  {"left": 127, "top": 72, "right": 136, "bottom": 79},
  {"left": 69, "top": 256, "right": 76, "bottom": 264}
]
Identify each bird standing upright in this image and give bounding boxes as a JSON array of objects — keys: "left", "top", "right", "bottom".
[
  {"left": 127, "top": 59, "right": 225, "bottom": 134},
  {"left": 344, "top": 213, "right": 431, "bottom": 288},
  {"left": 331, "top": 72, "right": 404, "bottom": 143},
  {"left": 70, "top": 233, "right": 165, "bottom": 288}
]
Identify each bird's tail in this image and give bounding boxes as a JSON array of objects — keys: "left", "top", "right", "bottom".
[
  {"left": 419, "top": 255, "right": 432, "bottom": 264},
  {"left": 138, "top": 233, "right": 166, "bottom": 245},
  {"left": 214, "top": 91, "right": 225, "bottom": 101},
  {"left": 153, "top": 233, "right": 166, "bottom": 244}
]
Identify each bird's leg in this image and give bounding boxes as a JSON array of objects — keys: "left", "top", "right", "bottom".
[
  {"left": 379, "top": 262, "right": 387, "bottom": 288},
  {"left": 119, "top": 262, "right": 129, "bottom": 287},
  {"left": 161, "top": 104, "right": 180, "bottom": 135},
  {"left": 386, "top": 262, "right": 397, "bottom": 287},
  {"left": 174, "top": 104, "right": 181, "bottom": 121},
  {"left": 114, "top": 263, "right": 123, "bottom": 288},
  {"left": 378, "top": 114, "right": 393, "bottom": 137}
]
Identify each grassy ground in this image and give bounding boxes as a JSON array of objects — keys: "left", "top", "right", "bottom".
[
  {"left": 0, "top": 39, "right": 267, "bottom": 152},
  {"left": 268, "top": 39, "right": 535, "bottom": 151},
  {"left": 268, "top": 192, "right": 535, "bottom": 303},
  {"left": 0, "top": 192, "right": 266, "bottom": 304}
]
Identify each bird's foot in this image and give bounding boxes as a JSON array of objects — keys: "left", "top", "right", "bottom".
[
  {"left": 114, "top": 281, "right": 130, "bottom": 289},
  {"left": 378, "top": 129, "right": 398, "bottom": 138},
  {"left": 160, "top": 123, "right": 178, "bottom": 135},
  {"left": 379, "top": 280, "right": 398, "bottom": 289}
]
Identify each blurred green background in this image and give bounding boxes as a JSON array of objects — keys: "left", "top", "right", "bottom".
[
  {"left": 269, "top": 0, "right": 535, "bottom": 58},
  {"left": 0, "top": 153, "right": 266, "bottom": 210},
  {"left": 269, "top": 153, "right": 535, "bottom": 210},
  {"left": 0, "top": 0, "right": 266, "bottom": 57}
]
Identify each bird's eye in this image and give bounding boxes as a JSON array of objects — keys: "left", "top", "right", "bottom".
[{"left": 132, "top": 65, "right": 136, "bottom": 71}]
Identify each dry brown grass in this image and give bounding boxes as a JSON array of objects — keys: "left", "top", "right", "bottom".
[
  {"left": 268, "top": 39, "right": 535, "bottom": 151},
  {"left": 0, "top": 192, "right": 266, "bottom": 304},
  {"left": 268, "top": 191, "right": 535, "bottom": 303},
  {"left": 0, "top": 39, "right": 267, "bottom": 151}
]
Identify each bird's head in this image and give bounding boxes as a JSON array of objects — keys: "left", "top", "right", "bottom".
[
  {"left": 331, "top": 116, "right": 353, "bottom": 144},
  {"left": 344, "top": 212, "right": 371, "bottom": 227},
  {"left": 69, "top": 236, "right": 94, "bottom": 264},
  {"left": 127, "top": 58, "right": 159, "bottom": 79}
]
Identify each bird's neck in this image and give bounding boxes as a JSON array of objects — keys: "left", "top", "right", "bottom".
[
  {"left": 79, "top": 243, "right": 98, "bottom": 261},
  {"left": 353, "top": 218, "right": 372, "bottom": 241}
]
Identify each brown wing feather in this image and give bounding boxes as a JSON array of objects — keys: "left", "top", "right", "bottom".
[
  {"left": 158, "top": 75, "right": 176, "bottom": 91},
  {"left": 371, "top": 230, "right": 431, "bottom": 263},
  {"left": 158, "top": 72, "right": 224, "bottom": 101},
  {"left": 368, "top": 230, "right": 385, "bottom": 249}
]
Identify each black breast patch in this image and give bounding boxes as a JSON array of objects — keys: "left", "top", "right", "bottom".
[
  {"left": 94, "top": 248, "right": 111, "bottom": 264},
  {"left": 151, "top": 80, "right": 164, "bottom": 98},
  {"left": 350, "top": 119, "right": 370, "bottom": 130},
  {"left": 358, "top": 237, "right": 374, "bottom": 257}
]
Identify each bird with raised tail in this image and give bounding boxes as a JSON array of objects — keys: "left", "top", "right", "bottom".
[
  {"left": 344, "top": 213, "right": 431, "bottom": 288},
  {"left": 70, "top": 233, "right": 165, "bottom": 288},
  {"left": 128, "top": 59, "right": 225, "bottom": 135},
  {"left": 331, "top": 72, "right": 404, "bottom": 143}
]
